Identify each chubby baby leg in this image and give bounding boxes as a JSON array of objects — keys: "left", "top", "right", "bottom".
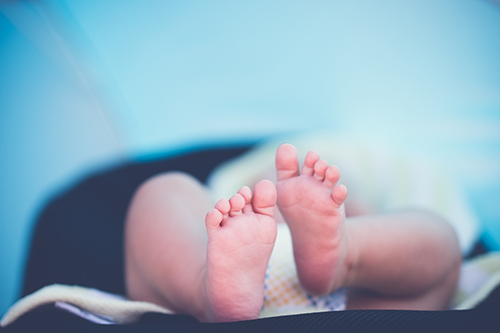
[
  {"left": 344, "top": 210, "right": 461, "bottom": 310},
  {"left": 125, "top": 172, "right": 277, "bottom": 322},
  {"left": 275, "top": 144, "right": 461, "bottom": 310}
]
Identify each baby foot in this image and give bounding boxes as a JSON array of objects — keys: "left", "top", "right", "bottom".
[
  {"left": 203, "top": 180, "right": 277, "bottom": 322},
  {"left": 275, "top": 143, "right": 349, "bottom": 296}
]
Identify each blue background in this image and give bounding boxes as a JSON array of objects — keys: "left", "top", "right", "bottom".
[{"left": 1, "top": 0, "right": 500, "bottom": 316}]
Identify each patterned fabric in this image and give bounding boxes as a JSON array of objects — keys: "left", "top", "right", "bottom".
[{"left": 261, "top": 224, "right": 345, "bottom": 318}]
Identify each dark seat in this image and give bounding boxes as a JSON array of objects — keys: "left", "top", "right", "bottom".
[
  {"left": 15, "top": 144, "right": 499, "bottom": 333},
  {"left": 22, "top": 144, "right": 254, "bottom": 297}
]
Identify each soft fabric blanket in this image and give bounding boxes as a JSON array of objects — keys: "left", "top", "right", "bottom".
[{"left": 2, "top": 252, "right": 499, "bottom": 327}]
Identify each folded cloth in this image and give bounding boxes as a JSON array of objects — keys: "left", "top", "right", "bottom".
[
  {"left": 3, "top": 252, "right": 500, "bottom": 327},
  {"left": 0, "top": 285, "right": 172, "bottom": 327},
  {"left": 453, "top": 252, "right": 500, "bottom": 309}
]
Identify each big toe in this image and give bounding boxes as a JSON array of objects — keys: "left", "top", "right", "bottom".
[
  {"left": 252, "top": 180, "right": 277, "bottom": 217},
  {"left": 276, "top": 143, "right": 299, "bottom": 181}
]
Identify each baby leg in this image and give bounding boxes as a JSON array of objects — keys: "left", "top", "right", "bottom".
[
  {"left": 344, "top": 211, "right": 461, "bottom": 310},
  {"left": 276, "top": 144, "right": 461, "bottom": 310},
  {"left": 125, "top": 172, "right": 277, "bottom": 322}
]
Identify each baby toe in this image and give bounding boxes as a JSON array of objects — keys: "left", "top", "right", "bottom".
[
  {"left": 324, "top": 165, "right": 340, "bottom": 188},
  {"left": 215, "top": 198, "right": 230, "bottom": 213},
  {"left": 301, "top": 150, "right": 320, "bottom": 176},
  {"left": 332, "top": 184, "right": 348, "bottom": 206},
  {"left": 229, "top": 193, "right": 246, "bottom": 216},
  {"left": 313, "top": 159, "right": 328, "bottom": 181},
  {"left": 206, "top": 208, "right": 223, "bottom": 231}
]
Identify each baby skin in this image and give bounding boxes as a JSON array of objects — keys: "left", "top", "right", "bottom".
[{"left": 124, "top": 144, "right": 461, "bottom": 322}]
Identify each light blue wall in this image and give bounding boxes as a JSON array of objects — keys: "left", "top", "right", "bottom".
[{"left": 1, "top": 0, "right": 499, "bottom": 317}]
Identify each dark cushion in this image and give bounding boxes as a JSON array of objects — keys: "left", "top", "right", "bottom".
[
  {"left": 22, "top": 144, "right": 253, "bottom": 297},
  {"left": 17, "top": 144, "right": 499, "bottom": 333}
]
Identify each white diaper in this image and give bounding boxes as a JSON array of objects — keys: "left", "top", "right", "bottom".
[{"left": 260, "top": 223, "right": 346, "bottom": 318}]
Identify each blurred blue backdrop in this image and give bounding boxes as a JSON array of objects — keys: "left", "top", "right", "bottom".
[{"left": 1, "top": 0, "right": 499, "bottom": 316}]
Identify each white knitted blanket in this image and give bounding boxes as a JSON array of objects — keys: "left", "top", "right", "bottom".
[{"left": 2, "top": 252, "right": 500, "bottom": 327}]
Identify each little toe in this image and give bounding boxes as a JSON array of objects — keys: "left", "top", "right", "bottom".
[
  {"left": 276, "top": 143, "right": 300, "bottom": 181},
  {"left": 301, "top": 151, "right": 320, "bottom": 176},
  {"left": 205, "top": 208, "right": 223, "bottom": 231},
  {"left": 252, "top": 180, "right": 277, "bottom": 217},
  {"left": 313, "top": 159, "right": 328, "bottom": 181},
  {"left": 229, "top": 193, "right": 246, "bottom": 216},
  {"left": 323, "top": 165, "right": 340, "bottom": 188},
  {"left": 332, "top": 184, "right": 348, "bottom": 206}
]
